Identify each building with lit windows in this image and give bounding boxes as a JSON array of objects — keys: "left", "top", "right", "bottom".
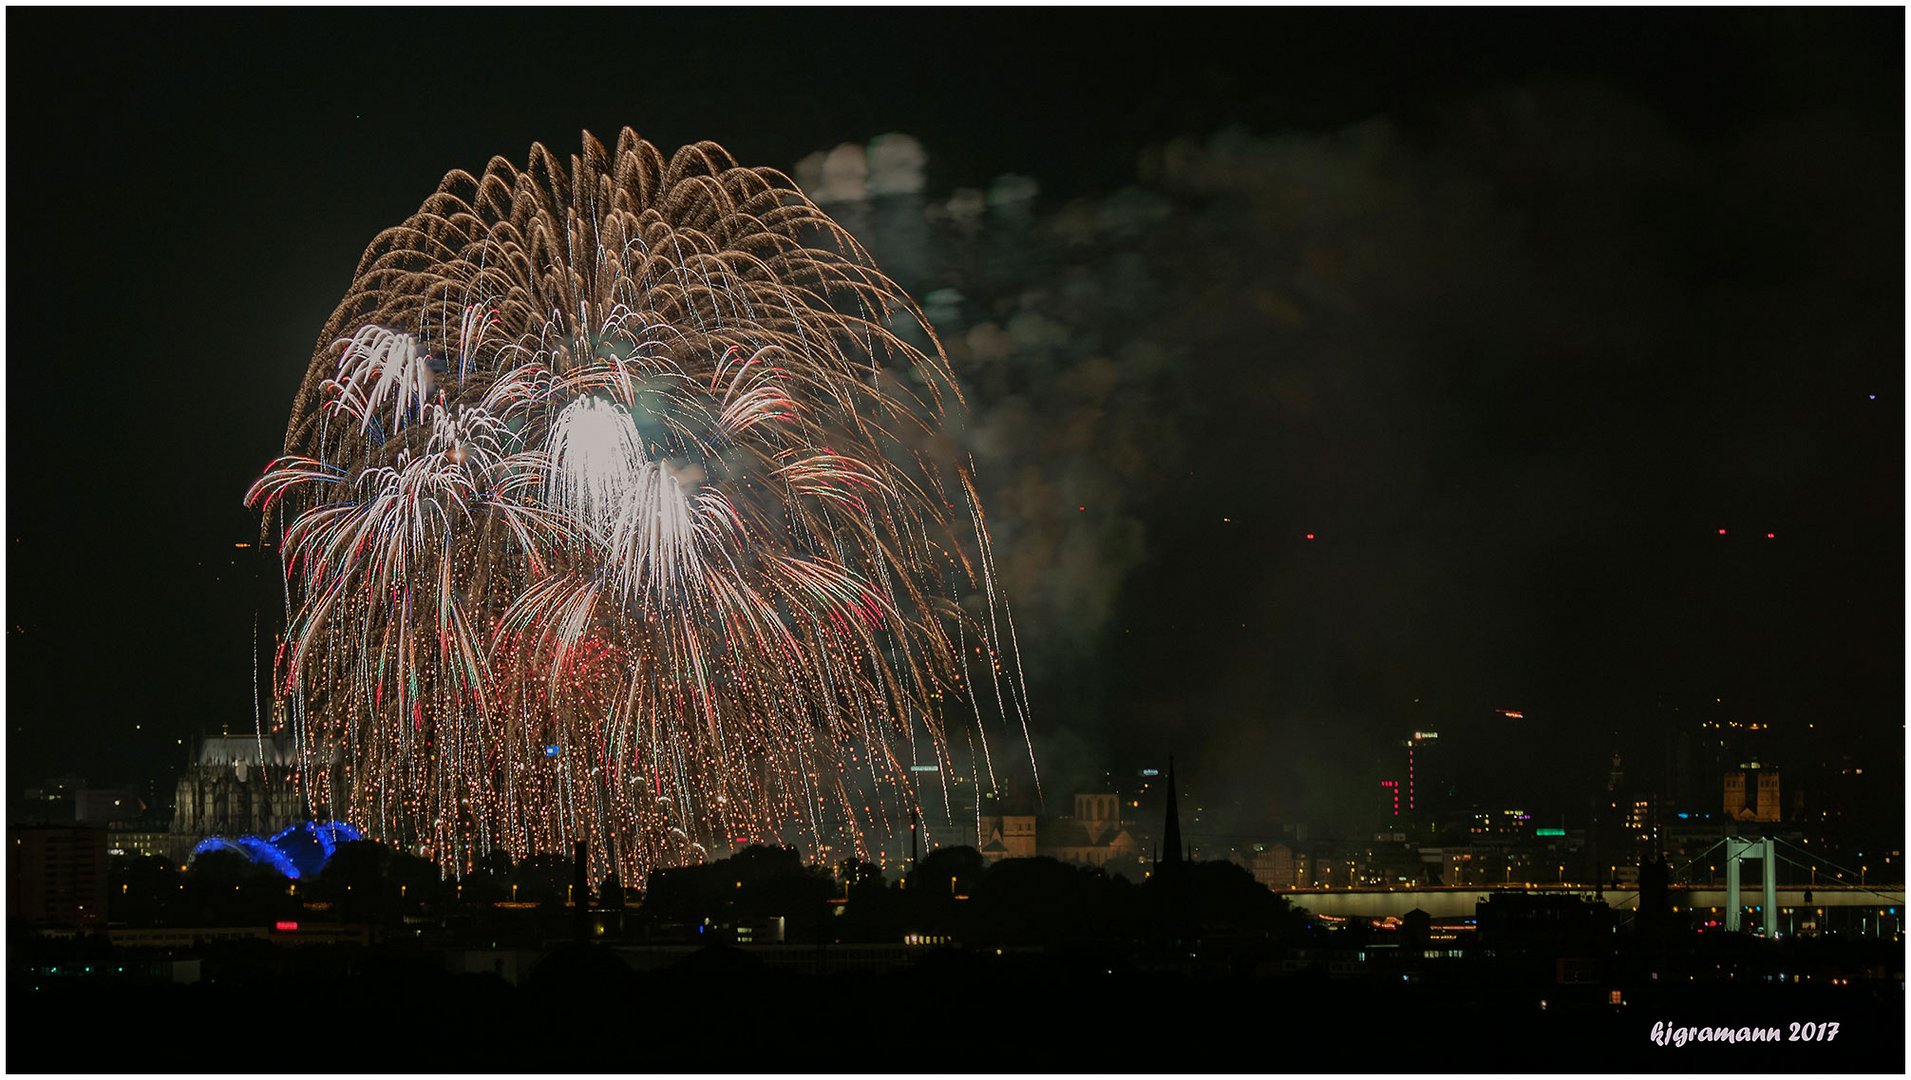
[
  {"left": 1405, "top": 731, "right": 1440, "bottom": 813},
  {"left": 10, "top": 824, "right": 109, "bottom": 927},
  {"left": 1469, "top": 808, "right": 1534, "bottom": 838},
  {"left": 1623, "top": 795, "right": 1657, "bottom": 847},
  {"left": 108, "top": 822, "right": 172, "bottom": 859},
  {"left": 1249, "top": 842, "right": 1303, "bottom": 889}
]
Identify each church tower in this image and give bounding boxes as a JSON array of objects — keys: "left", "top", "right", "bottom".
[{"left": 1161, "top": 756, "right": 1185, "bottom": 864}]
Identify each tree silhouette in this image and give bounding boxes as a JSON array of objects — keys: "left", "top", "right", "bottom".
[
  {"left": 109, "top": 854, "right": 180, "bottom": 926},
  {"left": 319, "top": 839, "right": 393, "bottom": 922},
  {"left": 182, "top": 849, "right": 292, "bottom": 925},
  {"left": 913, "top": 846, "right": 983, "bottom": 897},
  {"left": 970, "top": 857, "right": 1135, "bottom": 947},
  {"left": 388, "top": 849, "right": 447, "bottom": 910},
  {"left": 512, "top": 852, "right": 572, "bottom": 905},
  {"left": 837, "top": 857, "right": 888, "bottom": 897},
  {"left": 641, "top": 845, "right": 832, "bottom": 934},
  {"left": 461, "top": 847, "right": 514, "bottom": 904},
  {"left": 598, "top": 873, "right": 626, "bottom": 910}
]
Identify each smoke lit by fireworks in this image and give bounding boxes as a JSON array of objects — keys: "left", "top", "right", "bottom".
[{"left": 248, "top": 129, "right": 1033, "bottom": 881}]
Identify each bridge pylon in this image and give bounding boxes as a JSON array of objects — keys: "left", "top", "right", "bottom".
[{"left": 1723, "top": 835, "right": 1778, "bottom": 938}]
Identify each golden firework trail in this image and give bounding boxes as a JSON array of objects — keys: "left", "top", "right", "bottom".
[{"left": 248, "top": 129, "right": 1035, "bottom": 881}]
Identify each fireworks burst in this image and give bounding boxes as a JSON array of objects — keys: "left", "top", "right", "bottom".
[{"left": 248, "top": 129, "right": 1034, "bottom": 881}]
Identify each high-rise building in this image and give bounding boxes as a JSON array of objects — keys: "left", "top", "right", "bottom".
[
  {"left": 1624, "top": 795, "right": 1656, "bottom": 846},
  {"left": 9, "top": 824, "right": 108, "bottom": 927},
  {"left": 1379, "top": 779, "right": 1402, "bottom": 818},
  {"left": 1663, "top": 725, "right": 1720, "bottom": 813},
  {"left": 1405, "top": 731, "right": 1440, "bottom": 813}
]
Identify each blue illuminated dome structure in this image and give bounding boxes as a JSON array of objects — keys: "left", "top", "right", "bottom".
[{"left": 189, "top": 820, "right": 363, "bottom": 880}]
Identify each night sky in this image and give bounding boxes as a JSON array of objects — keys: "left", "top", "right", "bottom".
[{"left": 6, "top": 9, "right": 1902, "bottom": 830}]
